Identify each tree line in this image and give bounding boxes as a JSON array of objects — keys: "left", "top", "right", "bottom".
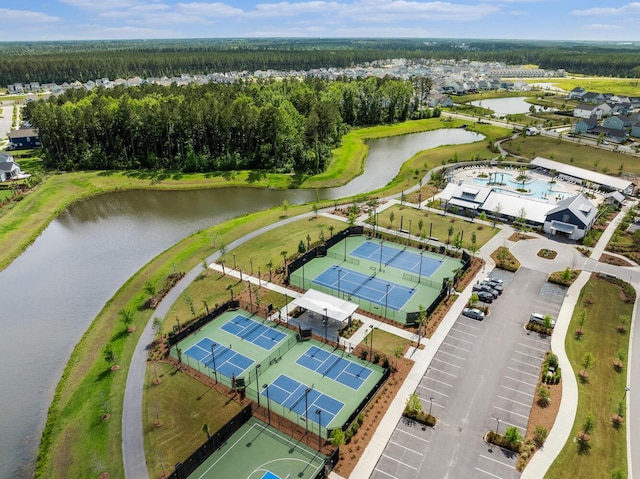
[
  {"left": 24, "top": 77, "right": 438, "bottom": 173},
  {"left": 4, "top": 39, "right": 640, "bottom": 86}
]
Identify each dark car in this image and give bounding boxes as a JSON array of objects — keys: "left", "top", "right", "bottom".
[
  {"left": 477, "top": 291, "right": 494, "bottom": 303},
  {"left": 473, "top": 283, "right": 499, "bottom": 299},
  {"left": 462, "top": 307, "right": 485, "bottom": 320},
  {"left": 482, "top": 280, "right": 503, "bottom": 294}
]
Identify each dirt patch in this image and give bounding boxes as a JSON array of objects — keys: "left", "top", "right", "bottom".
[
  {"left": 599, "top": 253, "right": 635, "bottom": 267},
  {"left": 508, "top": 232, "right": 536, "bottom": 242},
  {"left": 537, "top": 248, "right": 558, "bottom": 260}
]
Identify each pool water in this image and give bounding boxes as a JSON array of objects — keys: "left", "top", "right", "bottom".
[{"left": 473, "top": 173, "right": 574, "bottom": 201}]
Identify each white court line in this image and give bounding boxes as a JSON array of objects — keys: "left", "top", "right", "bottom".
[
  {"left": 428, "top": 367, "right": 458, "bottom": 378},
  {"left": 494, "top": 405, "right": 529, "bottom": 419},
  {"left": 500, "top": 384, "right": 533, "bottom": 398},
  {"left": 446, "top": 334, "right": 474, "bottom": 345},
  {"left": 417, "top": 384, "right": 450, "bottom": 398},
  {"left": 517, "top": 342, "right": 548, "bottom": 353},
  {"left": 479, "top": 454, "right": 517, "bottom": 469},
  {"left": 507, "top": 366, "right": 539, "bottom": 378},
  {"left": 441, "top": 341, "right": 470, "bottom": 353},
  {"left": 498, "top": 395, "right": 533, "bottom": 408},
  {"left": 373, "top": 467, "right": 398, "bottom": 478},
  {"left": 432, "top": 357, "right": 463, "bottom": 369},
  {"left": 428, "top": 377, "right": 454, "bottom": 388},
  {"left": 397, "top": 428, "right": 430, "bottom": 443},
  {"left": 475, "top": 467, "right": 503, "bottom": 478},
  {"left": 437, "top": 349, "right": 467, "bottom": 361},
  {"left": 381, "top": 454, "right": 418, "bottom": 470},
  {"left": 504, "top": 375, "right": 535, "bottom": 386},
  {"left": 389, "top": 440, "right": 424, "bottom": 456}
]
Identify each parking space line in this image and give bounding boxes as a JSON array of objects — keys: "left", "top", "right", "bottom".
[
  {"left": 505, "top": 375, "right": 535, "bottom": 386},
  {"left": 511, "top": 357, "right": 540, "bottom": 369},
  {"left": 475, "top": 467, "right": 503, "bottom": 478},
  {"left": 389, "top": 440, "right": 424, "bottom": 456},
  {"left": 373, "top": 467, "right": 397, "bottom": 478},
  {"left": 447, "top": 334, "right": 474, "bottom": 345},
  {"left": 507, "top": 366, "right": 539, "bottom": 378},
  {"left": 498, "top": 395, "right": 533, "bottom": 408},
  {"left": 381, "top": 454, "right": 418, "bottom": 471},
  {"left": 428, "top": 377, "right": 454, "bottom": 388},
  {"left": 397, "top": 428, "right": 430, "bottom": 443},
  {"left": 432, "top": 357, "right": 463, "bottom": 368},
  {"left": 420, "top": 397, "right": 444, "bottom": 409},
  {"left": 441, "top": 341, "right": 471, "bottom": 353},
  {"left": 479, "top": 454, "right": 516, "bottom": 469},
  {"left": 496, "top": 417, "right": 526, "bottom": 431},
  {"left": 437, "top": 349, "right": 467, "bottom": 361},
  {"left": 456, "top": 321, "right": 482, "bottom": 331},
  {"left": 449, "top": 327, "right": 478, "bottom": 338},
  {"left": 500, "top": 385, "right": 533, "bottom": 397},
  {"left": 513, "top": 350, "right": 544, "bottom": 361},
  {"left": 417, "top": 384, "right": 450, "bottom": 398},
  {"left": 517, "top": 342, "right": 548, "bottom": 353},
  {"left": 523, "top": 336, "right": 551, "bottom": 347},
  {"left": 428, "top": 366, "right": 458, "bottom": 378},
  {"left": 494, "top": 405, "right": 529, "bottom": 419}
]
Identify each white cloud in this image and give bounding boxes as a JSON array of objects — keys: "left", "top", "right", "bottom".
[
  {"left": 0, "top": 8, "right": 60, "bottom": 23},
  {"left": 175, "top": 2, "right": 245, "bottom": 16},
  {"left": 58, "top": 0, "right": 143, "bottom": 11},
  {"left": 572, "top": 2, "right": 640, "bottom": 16},
  {"left": 583, "top": 23, "right": 623, "bottom": 31}
]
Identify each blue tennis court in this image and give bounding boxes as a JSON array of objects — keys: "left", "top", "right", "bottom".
[
  {"left": 296, "top": 346, "right": 372, "bottom": 390},
  {"left": 262, "top": 374, "right": 344, "bottom": 428},
  {"left": 261, "top": 472, "right": 281, "bottom": 479},
  {"left": 312, "top": 265, "right": 415, "bottom": 311},
  {"left": 352, "top": 239, "right": 443, "bottom": 277},
  {"left": 221, "top": 314, "right": 287, "bottom": 350},
  {"left": 185, "top": 337, "right": 254, "bottom": 378}
]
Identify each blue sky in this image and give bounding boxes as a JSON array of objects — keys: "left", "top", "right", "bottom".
[{"left": 3, "top": 1, "right": 640, "bottom": 42}]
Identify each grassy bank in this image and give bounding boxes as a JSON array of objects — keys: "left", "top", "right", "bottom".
[
  {"left": 546, "top": 275, "right": 632, "bottom": 479},
  {"left": 529, "top": 77, "right": 640, "bottom": 96}
]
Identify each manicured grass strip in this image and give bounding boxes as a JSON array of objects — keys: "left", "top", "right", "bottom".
[
  {"left": 144, "top": 362, "right": 244, "bottom": 479},
  {"left": 546, "top": 276, "right": 631, "bottom": 479},
  {"left": 361, "top": 328, "right": 412, "bottom": 360}
]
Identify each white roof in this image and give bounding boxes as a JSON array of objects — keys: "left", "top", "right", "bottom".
[
  {"left": 482, "top": 191, "right": 555, "bottom": 224},
  {"left": 291, "top": 290, "right": 358, "bottom": 323},
  {"left": 531, "top": 157, "right": 632, "bottom": 192}
]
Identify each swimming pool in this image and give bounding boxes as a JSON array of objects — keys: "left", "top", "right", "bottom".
[{"left": 473, "top": 173, "right": 574, "bottom": 201}]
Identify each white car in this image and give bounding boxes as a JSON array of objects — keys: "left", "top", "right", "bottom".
[{"left": 462, "top": 308, "right": 485, "bottom": 320}]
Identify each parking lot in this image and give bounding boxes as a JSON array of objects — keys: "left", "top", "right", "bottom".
[{"left": 371, "top": 268, "right": 566, "bottom": 479}]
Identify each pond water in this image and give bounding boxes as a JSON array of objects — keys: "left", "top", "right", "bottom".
[
  {"left": 469, "top": 96, "right": 545, "bottom": 117},
  {"left": 0, "top": 127, "right": 483, "bottom": 478}
]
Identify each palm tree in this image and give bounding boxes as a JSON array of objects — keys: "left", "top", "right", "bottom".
[
  {"left": 280, "top": 250, "right": 288, "bottom": 273},
  {"left": 202, "top": 423, "right": 211, "bottom": 440},
  {"left": 328, "top": 225, "right": 334, "bottom": 238}
]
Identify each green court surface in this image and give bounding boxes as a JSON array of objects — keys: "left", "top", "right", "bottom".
[
  {"left": 188, "top": 418, "right": 326, "bottom": 479},
  {"left": 172, "top": 309, "right": 386, "bottom": 432},
  {"left": 289, "top": 235, "right": 463, "bottom": 323}
]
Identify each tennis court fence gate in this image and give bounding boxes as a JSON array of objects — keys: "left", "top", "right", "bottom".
[{"left": 170, "top": 404, "right": 253, "bottom": 479}]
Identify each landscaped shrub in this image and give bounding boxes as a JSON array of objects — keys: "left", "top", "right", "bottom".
[
  {"left": 486, "top": 430, "right": 521, "bottom": 453},
  {"left": 526, "top": 322, "right": 553, "bottom": 336}
]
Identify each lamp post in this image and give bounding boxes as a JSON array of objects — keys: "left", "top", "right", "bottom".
[
  {"left": 315, "top": 409, "right": 322, "bottom": 450},
  {"left": 337, "top": 269, "right": 341, "bottom": 298},
  {"left": 495, "top": 417, "right": 501, "bottom": 436},
  {"left": 418, "top": 251, "right": 424, "bottom": 284},
  {"left": 210, "top": 344, "right": 218, "bottom": 384},
  {"left": 175, "top": 316, "right": 180, "bottom": 333},
  {"left": 255, "top": 364, "right": 261, "bottom": 407},
  {"left": 323, "top": 308, "right": 328, "bottom": 342},
  {"left": 368, "top": 325, "right": 374, "bottom": 361},
  {"left": 379, "top": 240, "right": 384, "bottom": 271},
  {"left": 384, "top": 284, "right": 390, "bottom": 320},
  {"left": 304, "top": 387, "right": 311, "bottom": 441},
  {"left": 429, "top": 397, "right": 434, "bottom": 416},
  {"left": 263, "top": 384, "right": 271, "bottom": 425}
]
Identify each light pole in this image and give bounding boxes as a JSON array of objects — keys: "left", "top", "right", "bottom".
[
  {"left": 210, "top": 344, "right": 218, "bottom": 384},
  {"left": 263, "top": 384, "right": 271, "bottom": 425},
  {"left": 337, "top": 269, "right": 341, "bottom": 298},
  {"left": 323, "top": 308, "right": 328, "bottom": 342},
  {"left": 384, "top": 284, "right": 390, "bottom": 320},
  {"left": 418, "top": 251, "right": 424, "bottom": 284},
  {"left": 175, "top": 316, "right": 181, "bottom": 333},
  {"left": 495, "top": 417, "right": 501, "bottom": 436},
  {"left": 379, "top": 240, "right": 384, "bottom": 271},
  {"left": 315, "top": 409, "right": 322, "bottom": 450},
  {"left": 429, "top": 397, "right": 434, "bottom": 416},
  {"left": 255, "top": 364, "right": 261, "bottom": 407},
  {"left": 304, "top": 387, "right": 311, "bottom": 441},
  {"left": 285, "top": 294, "right": 289, "bottom": 323},
  {"left": 368, "top": 325, "right": 374, "bottom": 361}
]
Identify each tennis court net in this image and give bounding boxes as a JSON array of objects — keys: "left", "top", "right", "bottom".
[
  {"left": 385, "top": 246, "right": 406, "bottom": 266},
  {"left": 322, "top": 355, "right": 343, "bottom": 377},
  {"left": 347, "top": 271, "right": 377, "bottom": 300}
]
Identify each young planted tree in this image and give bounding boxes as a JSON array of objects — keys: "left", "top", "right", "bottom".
[
  {"left": 393, "top": 346, "right": 403, "bottom": 370},
  {"left": 281, "top": 200, "right": 290, "bottom": 217},
  {"left": 389, "top": 211, "right": 395, "bottom": 228},
  {"left": 119, "top": 308, "right": 135, "bottom": 333},
  {"left": 330, "top": 428, "right": 345, "bottom": 453},
  {"left": 504, "top": 426, "right": 523, "bottom": 449},
  {"left": 579, "top": 352, "right": 595, "bottom": 381},
  {"left": 537, "top": 385, "right": 551, "bottom": 407},
  {"left": 280, "top": 250, "right": 288, "bottom": 273},
  {"left": 579, "top": 412, "right": 596, "bottom": 442},
  {"left": 576, "top": 309, "right": 587, "bottom": 339},
  {"left": 533, "top": 425, "right": 548, "bottom": 447}
]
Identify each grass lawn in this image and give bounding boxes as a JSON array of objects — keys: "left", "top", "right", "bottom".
[
  {"left": 144, "top": 362, "right": 244, "bottom": 479},
  {"left": 502, "top": 135, "right": 638, "bottom": 176},
  {"left": 529, "top": 77, "right": 640, "bottom": 97},
  {"left": 546, "top": 275, "right": 631, "bottom": 479},
  {"left": 375, "top": 204, "right": 500, "bottom": 248},
  {"left": 361, "top": 328, "right": 411, "bottom": 362}
]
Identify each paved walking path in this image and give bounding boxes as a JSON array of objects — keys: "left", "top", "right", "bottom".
[{"left": 123, "top": 191, "right": 640, "bottom": 479}]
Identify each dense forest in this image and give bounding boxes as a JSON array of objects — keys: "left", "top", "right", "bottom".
[
  {"left": 3, "top": 39, "right": 640, "bottom": 86},
  {"left": 23, "top": 77, "right": 436, "bottom": 173}
]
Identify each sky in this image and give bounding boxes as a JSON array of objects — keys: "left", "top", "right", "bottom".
[{"left": 3, "top": 1, "right": 640, "bottom": 42}]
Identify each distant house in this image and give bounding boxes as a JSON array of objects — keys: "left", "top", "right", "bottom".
[
  {"left": 581, "top": 92, "right": 605, "bottom": 104},
  {"left": 525, "top": 127, "right": 540, "bottom": 136},
  {"left": 8, "top": 128, "right": 41, "bottom": 150},
  {"left": 603, "top": 191, "right": 625, "bottom": 207},
  {"left": 569, "top": 86, "right": 586, "bottom": 100},
  {"left": 544, "top": 194, "right": 597, "bottom": 240},
  {"left": 426, "top": 93, "right": 454, "bottom": 108},
  {"left": 574, "top": 118, "right": 599, "bottom": 134},
  {"left": 631, "top": 121, "right": 640, "bottom": 138},
  {"left": 573, "top": 103, "right": 602, "bottom": 119},
  {"left": 0, "top": 152, "right": 29, "bottom": 182},
  {"left": 591, "top": 126, "right": 627, "bottom": 143}
]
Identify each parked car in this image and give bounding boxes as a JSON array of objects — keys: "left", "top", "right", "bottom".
[
  {"left": 481, "top": 280, "right": 503, "bottom": 294},
  {"left": 529, "top": 312, "right": 555, "bottom": 328},
  {"left": 477, "top": 291, "right": 494, "bottom": 303},
  {"left": 462, "top": 307, "right": 485, "bottom": 320},
  {"left": 484, "top": 276, "right": 503, "bottom": 284}
]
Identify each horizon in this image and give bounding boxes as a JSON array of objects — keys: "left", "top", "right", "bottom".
[{"left": 3, "top": 1, "right": 640, "bottom": 42}]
